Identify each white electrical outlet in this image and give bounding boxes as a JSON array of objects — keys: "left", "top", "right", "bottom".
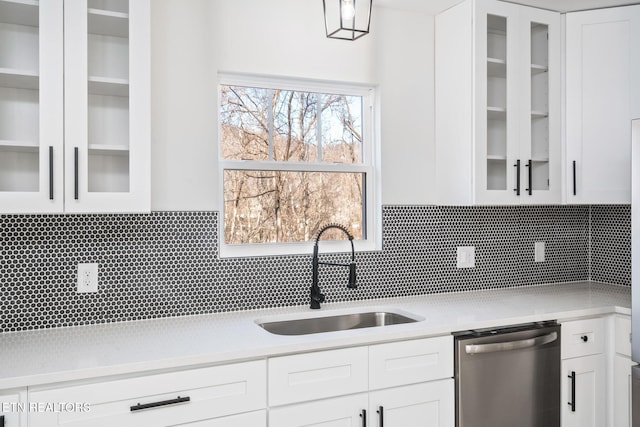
[
  {"left": 77, "top": 263, "right": 99, "bottom": 293},
  {"left": 535, "top": 242, "right": 545, "bottom": 263},
  {"left": 457, "top": 246, "right": 475, "bottom": 268}
]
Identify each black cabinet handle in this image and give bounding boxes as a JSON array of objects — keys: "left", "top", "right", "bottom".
[
  {"left": 377, "top": 406, "right": 384, "bottom": 427},
  {"left": 1, "top": 414, "right": 4, "bottom": 427},
  {"left": 568, "top": 371, "right": 576, "bottom": 412},
  {"left": 48, "top": 146, "right": 54, "bottom": 200},
  {"left": 581, "top": 335, "right": 588, "bottom": 342},
  {"left": 525, "top": 159, "right": 532, "bottom": 195},
  {"left": 572, "top": 160, "right": 577, "bottom": 196},
  {"left": 360, "top": 409, "right": 367, "bottom": 427},
  {"left": 74, "top": 147, "right": 79, "bottom": 200},
  {"left": 513, "top": 159, "right": 521, "bottom": 196},
  {"left": 130, "top": 396, "right": 190, "bottom": 412}
]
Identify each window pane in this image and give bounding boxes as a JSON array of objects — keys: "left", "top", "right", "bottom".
[
  {"left": 273, "top": 90, "right": 318, "bottom": 162},
  {"left": 223, "top": 170, "right": 364, "bottom": 244},
  {"left": 220, "top": 85, "right": 270, "bottom": 160},
  {"left": 321, "top": 95, "right": 362, "bottom": 164},
  {"left": 221, "top": 85, "right": 364, "bottom": 165}
]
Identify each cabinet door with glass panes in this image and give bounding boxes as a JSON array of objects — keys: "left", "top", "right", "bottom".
[
  {"left": 474, "top": 0, "right": 520, "bottom": 204},
  {"left": 475, "top": 1, "right": 560, "bottom": 204},
  {"left": 64, "top": 0, "right": 150, "bottom": 213},
  {"left": 517, "top": 5, "right": 561, "bottom": 204},
  {"left": 436, "top": 0, "right": 560, "bottom": 205},
  {"left": 0, "top": 0, "right": 64, "bottom": 213}
]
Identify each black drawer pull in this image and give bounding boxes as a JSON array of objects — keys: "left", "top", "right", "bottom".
[
  {"left": 130, "top": 396, "right": 190, "bottom": 412},
  {"left": 1, "top": 414, "right": 4, "bottom": 427},
  {"left": 581, "top": 335, "right": 588, "bottom": 342}
]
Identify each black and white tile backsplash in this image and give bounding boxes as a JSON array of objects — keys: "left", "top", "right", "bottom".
[
  {"left": 0, "top": 205, "right": 629, "bottom": 332},
  {"left": 590, "top": 205, "right": 631, "bottom": 286}
]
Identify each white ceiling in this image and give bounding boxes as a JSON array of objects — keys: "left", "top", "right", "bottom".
[{"left": 375, "top": 0, "right": 640, "bottom": 14}]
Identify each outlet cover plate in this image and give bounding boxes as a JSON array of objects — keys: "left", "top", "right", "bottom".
[
  {"left": 457, "top": 246, "right": 475, "bottom": 268},
  {"left": 77, "top": 263, "right": 99, "bottom": 293},
  {"left": 535, "top": 242, "right": 545, "bottom": 263}
]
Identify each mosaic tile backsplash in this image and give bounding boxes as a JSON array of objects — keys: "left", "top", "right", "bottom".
[{"left": 0, "top": 205, "right": 629, "bottom": 332}]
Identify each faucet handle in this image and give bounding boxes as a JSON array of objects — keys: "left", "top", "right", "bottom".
[
  {"left": 347, "top": 262, "right": 357, "bottom": 289},
  {"left": 310, "top": 292, "right": 325, "bottom": 309}
]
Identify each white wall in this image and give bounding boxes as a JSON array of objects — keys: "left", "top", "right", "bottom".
[
  {"left": 151, "top": 0, "right": 217, "bottom": 211},
  {"left": 375, "top": 7, "right": 435, "bottom": 204},
  {"left": 151, "top": 0, "right": 435, "bottom": 210}
]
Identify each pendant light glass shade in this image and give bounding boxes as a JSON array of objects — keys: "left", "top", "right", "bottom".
[{"left": 322, "top": 0, "right": 372, "bottom": 41}]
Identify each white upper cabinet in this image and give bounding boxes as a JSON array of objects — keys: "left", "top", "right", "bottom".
[
  {"left": 436, "top": 0, "right": 561, "bottom": 205},
  {"left": 64, "top": 0, "right": 150, "bottom": 213},
  {"left": 0, "top": 0, "right": 150, "bottom": 214},
  {"left": 565, "top": 5, "right": 640, "bottom": 204},
  {"left": 0, "top": 0, "right": 64, "bottom": 213}
]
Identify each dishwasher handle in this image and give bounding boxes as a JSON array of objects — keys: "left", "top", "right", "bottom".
[{"left": 465, "top": 331, "right": 558, "bottom": 354}]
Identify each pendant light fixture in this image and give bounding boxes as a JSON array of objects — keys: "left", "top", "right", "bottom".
[{"left": 322, "top": 0, "right": 372, "bottom": 41}]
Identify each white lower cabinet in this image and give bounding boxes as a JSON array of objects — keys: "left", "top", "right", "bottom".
[
  {"left": 268, "top": 336, "right": 454, "bottom": 427},
  {"left": 267, "top": 381, "right": 454, "bottom": 427},
  {"left": 613, "top": 315, "right": 636, "bottom": 427},
  {"left": 614, "top": 355, "right": 635, "bottom": 427},
  {"left": 368, "top": 380, "right": 454, "bottom": 427},
  {"left": 561, "top": 354, "right": 606, "bottom": 427},
  {"left": 28, "top": 360, "right": 266, "bottom": 427},
  {"left": 0, "top": 388, "right": 28, "bottom": 427},
  {"left": 560, "top": 317, "right": 607, "bottom": 427},
  {"left": 268, "top": 393, "right": 369, "bottom": 427}
]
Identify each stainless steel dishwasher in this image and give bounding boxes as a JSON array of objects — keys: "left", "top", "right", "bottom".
[{"left": 454, "top": 321, "right": 561, "bottom": 427}]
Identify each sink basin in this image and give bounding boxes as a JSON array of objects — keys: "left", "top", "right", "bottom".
[{"left": 257, "top": 311, "right": 419, "bottom": 336}]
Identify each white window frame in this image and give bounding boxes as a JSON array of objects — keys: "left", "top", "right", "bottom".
[{"left": 218, "top": 72, "right": 382, "bottom": 258}]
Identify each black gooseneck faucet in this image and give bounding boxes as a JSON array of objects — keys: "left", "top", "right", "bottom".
[{"left": 310, "top": 223, "right": 357, "bottom": 309}]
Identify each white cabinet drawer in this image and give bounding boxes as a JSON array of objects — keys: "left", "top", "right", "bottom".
[
  {"left": 369, "top": 336, "right": 453, "bottom": 390},
  {"left": 615, "top": 315, "right": 632, "bottom": 357},
  {"left": 561, "top": 318, "right": 605, "bottom": 359},
  {"left": 29, "top": 360, "right": 266, "bottom": 427},
  {"left": 268, "top": 346, "right": 368, "bottom": 406}
]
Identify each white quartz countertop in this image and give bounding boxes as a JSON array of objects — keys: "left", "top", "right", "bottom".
[{"left": 0, "top": 281, "right": 630, "bottom": 390}]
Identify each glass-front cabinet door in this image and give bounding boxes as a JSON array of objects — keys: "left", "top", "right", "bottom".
[
  {"left": 475, "top": 0, "right": 560, "bottom": 205},
  {"left": 0, "top": 0, "right": 64, "bottom": 213},
  {"left": 0, "top": 0, "right": 149, "bottom": 214},
  {"left": 64, "top": 0, "right": 150, "bottom": 213},
  {"left": 475, "top": 0, "right": 520, "bottom": 204},
  {"left": 519, "top": 6, "right": 561, "bottom": 204}
]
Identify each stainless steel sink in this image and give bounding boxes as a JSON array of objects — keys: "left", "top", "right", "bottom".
[{"left": 257, "top": 311, "right": 419, "bottom": 336}]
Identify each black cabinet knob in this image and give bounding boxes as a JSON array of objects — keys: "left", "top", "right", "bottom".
[{"left": 581, "top": 335, "right": 588, "bottom": 342}]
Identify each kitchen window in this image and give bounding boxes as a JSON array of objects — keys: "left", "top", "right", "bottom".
[{"left": 218, "top": 73, "right": 380, "bottom": 257}]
